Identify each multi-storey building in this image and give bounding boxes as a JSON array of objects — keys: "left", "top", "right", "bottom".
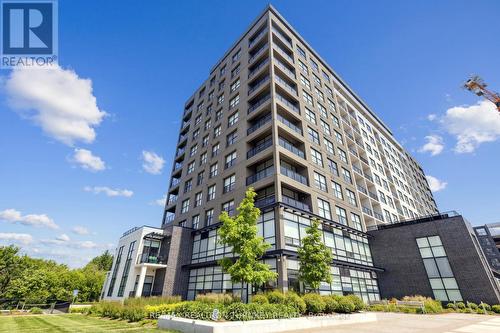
[
  {"left": 103, "top": 5, "right": 447, "bottom": 303},
  {"left": 159, "top": 5, "right": 437, "bottom": 301}
]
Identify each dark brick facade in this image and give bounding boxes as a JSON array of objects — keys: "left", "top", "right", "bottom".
[
  {"left": 162, "top": 225, "right": 193, "bottom": 299},
  {"left": 368, "top": 214, "right": 500, "bottom": 305}
]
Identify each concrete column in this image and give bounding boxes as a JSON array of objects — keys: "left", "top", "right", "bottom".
[
  {"left": 277, "top": 254, "right": 288, "bottom": 293},
  {"left": 135, "top": 266, "right": 147, "bottom": 298}
]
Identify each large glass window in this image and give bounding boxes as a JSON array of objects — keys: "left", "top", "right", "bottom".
[{"left": 416, "top": 236, "right": 462, "bottom": 302}]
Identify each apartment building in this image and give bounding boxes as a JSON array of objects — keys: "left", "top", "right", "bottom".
[{"left": 157, "top": 5, "right": 438, "bottom": 301}]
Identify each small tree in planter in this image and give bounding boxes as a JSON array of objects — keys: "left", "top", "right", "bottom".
[
  {"left": 218, "top": 187, "right": 278, "bottom": 302},
  {"left": 298, "top": 218, "right": 332, "bottom": 293}
]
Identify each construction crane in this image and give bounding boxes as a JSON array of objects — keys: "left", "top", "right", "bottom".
[{"left": 463, "top": 75, "right": 500, "bottom": 113}]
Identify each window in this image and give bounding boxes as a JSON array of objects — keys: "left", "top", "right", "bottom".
[
  {"left": 327, "top": 99, "right": 336, "bottom": 112},
  {"left": 192, "top": 128, "right": 200, "bottom": 140},
  {"left": 226, "top": 130, "right": 237, "bottom": 146},
  {"left": 228, "top": 111, "right": 239, "bottom": 126},
  {"left": 181, "top": 199, "right": 190, "bottom": 213},
  {"left": 334, "top": 131, "right": 343, "bottom": 144},
  {"left": 223, "top": 174, "right": 236, "bottom": 193},
  {"left": 322, "top": 70, "right": 330, "bottom": 82},
  {"left": 200, "top": 152, "right": 207, "bottom": 165},
  {"left": 332, "top": 115, "right": 340, "bottom": 127},
  {"left": 320, "top": 119, "right": 331, "bottom": 136},
  {"left": 222, "top": 200, "right": 235, "bottom": 215},
  {"left": 231, "top": 64, "right": 240, "bottom": 78},
  {"left": 204, "top": 120, "right": 211, "bottom": 131},
  {"left": 300, "top": 75, "right": 311, "bottom": 90},
  {"left": 308, "top": 127, "right": 320, "bottom": 144},
  {"left": 187, "top": 161, "right": 195, "bottom": 174},
  {"left": 298, "top": 60, "right": 308, "bottom": 74},
  {"left": 190, "top": 144, "right": 198, "bottom": 157},
  {"left": 305, "top": 108, "right": 316, "bottom": 124},
  {"left": 202, "top": 135, "right": 209, "bottom": 147},
  {"left": 297, "top": 45, "right": 306, "bottom": 58},
  {"left": 328, "top": 159, "right": 339, "bottom": 176},
  {"left": 342, "top": 168, "right": 352, "bottom": 184},
  {"left": 351, "top": 213, "right": 362, "bottom": 231},
  {"left": 379, "top": 191, "right": 387, "bottom": 204},
  {"left": 310, "top": 148, "right": 323, "bottom": 167},
  {"left": 317, "top": 198, "right": 331, "bottom": 219},
  {"left": 338, "top": 148, "right": 348, "bottom": 163},
  {"left": 194, "top": 192, "right": 203, "bottom": 207},
  {"left": 209, "top": 163, "right": 218, "bottom": 178},
  {"left": 197, "top": 171, "right": 205, "bottom": 186},
  {"left": 230, "top": 78, "right": 240, "bottom": 92},
  {"left": 207, "top": 184, "right": 216, "bottom": 201},
  {"left": 220, "top": 65, "right": 226, "bottom": 76},
  {"left": 318, "top": 103, "right": 327, "bottom": 118},
  {"left": 325, "top": 85, "right": 333, "bottom": 98},
  {"left": 336, "top": 206, "right": 347, "bottom": 225},
  {"left": 324, "top": 139, "right": 334, "bottom": 155},
  {"left": 310, "top": 59, "right": 319, "bottom": 72},
  {"left": 211, "top": 143, "right": 220, "bottom": 157},
  {"left": 208, "top": 91, "right": 214, "bottom": 101},
  {"left": 225, "top": 151, "right": 237, "bottom": 168},
  {"left": 229, "top": 94, "right": 240, "bottom": 109},
  {"left": 416, "top": 236, "right": 462, "bottom": 302},
  {"left": 214, "top": 125, "right": 221, "bottom": 138},
  {"left": 315, "top": 87, "right": 324, "bottom": 102},
  {"left": 192, "top": 215, "right": 200, "bottom": 229},
  {"left": 302, "top": 90, "right": 313, "bottom": 106},
  {"left": 184, "top": 179, "right": 192, "bottom": 193},
  {"left": 346, "top": 189, "right": 357, "bottom": 207},
  {"left": 195, "top": 115, "right": 202, "bottom": 125},
  {"left": 217, "top": 94, "right": 224, "bottom": 105},
  {"left": 232, "top": 49, "right": 241, "bottom": 63},
  {"left": 314, "top": 172, "right": 327, "bottom": 192},
  {"left": 215, "top": 109, "right": 223, "bottom": 121},
  {"left": 332, "top": 181, "right": 343, "bottom": 199},
  {"left": 205, "top": 209, "right": 214, "bottom": 226}
]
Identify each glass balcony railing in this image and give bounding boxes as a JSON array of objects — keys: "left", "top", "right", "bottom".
[
  {"left": 279, "top": 137, "right": 305, "bottom": 159},
  {"left": 280, "top": 166, "right": 308, "bottom": 185},
  {"left": 275, "top": 75, "right": 297, "bottom": 95},
  {"left": 246, "top": 166, "right": 274, "bottom": 185},
  {"left": 369, "top": 191, "right": 379, "bottom": 201},
  {"left": 248, "top": 58, "right": 269, "bottom": 79},
  {"left": 374, "top": 212, "right": 385, "bottom": 222},
  {"left": 362, "top": 206, "right": 373, "bottom": 216},
  {"left": 276, "top": 93, "right": 299, "bottom": 113},
  {"left": 277, "top": 114, "right": 302, "bottom": 135},
  {"left": 137, "top": 253, "right": 167, "bottom": 265},
  {"left": 247, "top": 137, "right": 273, "bottom": 158},
  {"left": 249, "top": 28, "right": 267, "bottom": 49},
  {"left": 271, "top": 27, "right": 292, "bottom": 48},
  {"left": 248, "top": 43, "right": 269, "bottom": 64},
  {"left": 357, "top": 185, "right": 368, "bottom": 195},
  {"left": 248, "top": 75, "right": 270, "bottom": 96},
  {"left": 248, "top": 94, "right": 271, "bottom": 114},
  {"left": 274, "top": 57, "right": 296, "bottom": 79},
  {"left": 255, "top": 196, "right": 276, "bottom": 208},
  {"left": 247, "top": 113, "right": 272, "bottom": 135},
  {"left": 282, "top": 196, "right": 311, "bottom": 212}
]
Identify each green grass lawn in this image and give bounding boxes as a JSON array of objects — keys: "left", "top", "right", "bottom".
[{"left": 0, "top": 314, "right": 175, "bottom": 332}]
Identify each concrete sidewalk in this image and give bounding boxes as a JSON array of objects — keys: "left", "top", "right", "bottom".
[{"left": 287, "top": 312, "right": 500, "bottom": 333}]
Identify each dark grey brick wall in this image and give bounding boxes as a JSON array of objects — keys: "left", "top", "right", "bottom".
[
  {"left": 162, "top": 225, "right": 193, "bottom": 299},
  {"left": 368, "top": 216, "right": 500, "bottom": 305}
]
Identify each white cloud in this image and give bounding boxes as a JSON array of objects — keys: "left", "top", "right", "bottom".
[
  {"left": 56, "top": 234, "right": 70, "bottom": 242},
  {"left": 151, "top": 194, "right": 167, "bottom": 206},
  {"left": 4, "top": 65, "right": 106, "bottom": 146},
  {"left": 141, "top": 150, "right": 165, "bottom": 175},
  {"left": 72, "top": 226, "right": 89, "bottom": 235},
  {"left": 0, "top": 232, "right": 33, "bottom": 245},
  {"left": 427, "top": 114, "right": 437, "bottom": 121},
  {"left": 76, "top": 240, "right": 98, "bottom": 249},
  {"left": 426, "top": 175, "right": 447, "bottom": 192},
  {"left": 84, "top": 186, "right": 133, "bottom": 197},
  {"left": 442, "top": 100, "right": 500, "bottom": 153},
  {"left": 0, "top": 208, "right": 59, "bottom": 229},
  {"left": 71, "top": 148, "right": 106, "bottom": 171},
  {"left": 418, "top": 135, "right": 444, "bottom": 156}
]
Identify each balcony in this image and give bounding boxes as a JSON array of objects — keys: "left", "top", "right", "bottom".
[
  {"left": 176, "top": 147, "right": 185, "bottom": 157},
  {"left": 173, "top": 162, "right": 183, "bottom": 171},
  {"left": 280, "top": 166, "right": 308, "bottom": 185},
  {"left": 247, "top": 136, "right": 273, "bottom": 159},
  {"left": 246, "top": 166, "right": 274, "bottom": 185},
  {"left": 167, "top": 195, "right": 177, "bottom": 205},
  {"left": 178, "top": 134, "right": 188, "bottom": 144},
  {"left": 255, "top": 195, "right": 276, "bottom": 208},
  {"left": 362, "top": 206, "right": 373, "bottom": 216},
  {"left": 249, "top": 43, "right": 268, "bottom": 64},
  {"left": 365, "top": 174, "right": 374, "bottom": 183},
  {"left": 137, "top": 253, "right": 167, "bottom": 265},
  {"left": 170, "top": 178, "right": 180, "bottom": 188},
  {"left": 282, "top": 196, "right": 311, "bottom": 212},
  {"left": 357, "top": 185, "right": 368, "bottom": 195},
  {"left": 247, "top": 113, "right": 272, "bottom": 135},
  {"left": 248, "top": 75, "right": 270, "bottom": 96},
  {"left": 276, "top": 93, "right": 299, "bottom": 114},
  {"left": 359, "top": 156, "right": 369, "bottom": 165},
  {"left": 248, "top": 57, "right": 269, "bottom": 79},
  {"left": 275, "top": 75, "right": 297, "bottom": 96},
  {"left": 271, "top": 27, "right": 292, "bottom": 48},
  {"left": 369, "top": 191, "right": 379, "bottom": 201},
  {"left": 349, "top": 147, "right": 358, "bottom": 156},
  {"left": 374, "top": 212, "right": 385, "bottom": 222},
  {"left": 249, "top": 28, "right": 267, "bottom": 49},
  {"left": 352, "top": 165, "right": 363, "bottom": 175},
  {"left": 274, "top": 57, "right": 296, "bottom": 79},
  {"left": 273, "top": 42, "right": 294, "bottom": 65},
  {"left": 277, "top": 114, "right": 302, "bottom": 135},
  {"left": 165, "top": 214, "right": 175, "bottom": 224},
  {"left": 279, "top": 137, "right": 305, "bottom": 159},
  {"left": 248, "top": 94, "right": 271, "bottom": 114}
]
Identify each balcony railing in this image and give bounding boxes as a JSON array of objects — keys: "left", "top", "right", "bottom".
[
  {"left": 248, "top": 75, "right": 270, "bottom": 96},
  {"left": 247, "top": 137, "right": 273, "bottom": 158},
  {"left": 282, "top": 196, "right": 311, "bottom": 212},
  {"left": 247, "top": 113, "right": 272, "bottom": 135},
  {"left": 137, "top": 253, "right": 167, "bottom": 265},
  {"left": 277, "top": 114, "right": 302, "bottom": 135},
  {"left": 349, "top": 148, "right": 358, "bottom": 156},
  {"left": 248, "top": 58, "right": 269, "bottom": 79},
  {"left": 365, "top": 174, "right": 374, "bottom": 183},
  {"left": 248, "top": 43, "right": 269, "bottom": 64},
  {"left": 173, "top": 162, "right": 182, "bottom": 171},
  {"left": 248, "top": 94, "right": 271, "bottom": 114},
  {"left": 274, "top": 57, "right": 296, "bottom": 79},
  {"left": 279, "top": 137, "right": 305, "bottom": 159},
  {"left": 170, "top": 178, "right": 180, "bottom": 188},
  {"left": 167, "top": 195, "right": 177, "bottom": 205},
  {"left": 275, "top": 75, "right": 297, "bottom": 95},
  {"left": 352, "top": 165, "right": 363, "bottom": 175},
  {"left": 276, "top": 93, "right": 299, "bottom": 113},
  {"left": 374, "top": 212, "right": 385, "bottom": 222},
  {"left": 249, "top": 28, "right": 267, "bottom": 49},
  {"left": 165, "top": 214, "right": 175, "bottom": 223},
  {"left": 246, "top": 166, "right": 274, "bottom": 185},
  {"left": 272, "top": 27, "right": 292, "bottom": 48},
  {"left": 280, "top": 166, "right": 308, "bottom": 185},
  {"left": 362, "top": 206, "right": 373, "bottom": 216},
  {"left": 176, "top": 148, "right": 185, "bottom": 157},
  {"left": 359, "top": 156, "right": 369, "bottom": 165},
  {"left": 178, "top": 134, "right": 187, "bottom": 143},
  {"left": 273, "top": 43, "right": 294, "bottom": 64},
  {"left": 357, "top": 185, "right": 368, "bottom": 195},
  {"left": 369, "top": 191, "right": 379, "bottom": 201},
  {"left": 255, "top": 196, "right": 276, "bottom": 208}
]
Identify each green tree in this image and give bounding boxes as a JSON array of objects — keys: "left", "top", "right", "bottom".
[
  {"left": 218, "top": 187, "right": 277, "bottom": 302},
  {"left": 86, "top": 250, "right": 113, "bottom": 271},
  {"left": 298, "top": 218, "right": 332, "bottom": 292},
  {"left": 0, "top": 246, "right": 24, "bottom": 296}
]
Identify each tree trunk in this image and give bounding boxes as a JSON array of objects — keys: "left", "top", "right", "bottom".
[{"left": 241, "top": 280, "right": 245, "bottom": 303}]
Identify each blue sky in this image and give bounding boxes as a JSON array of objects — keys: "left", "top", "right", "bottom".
[{"left": 1, "top": 0, "right": 499, "bottom": 267}]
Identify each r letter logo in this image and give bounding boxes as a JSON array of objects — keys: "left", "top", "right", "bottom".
[{"left": 1, "top": 0, "right": 58, "bottom": 68}]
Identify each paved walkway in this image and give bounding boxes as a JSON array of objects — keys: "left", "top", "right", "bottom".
[{"left": 287, "top": 312, "right": 500, "bottom": 333}]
